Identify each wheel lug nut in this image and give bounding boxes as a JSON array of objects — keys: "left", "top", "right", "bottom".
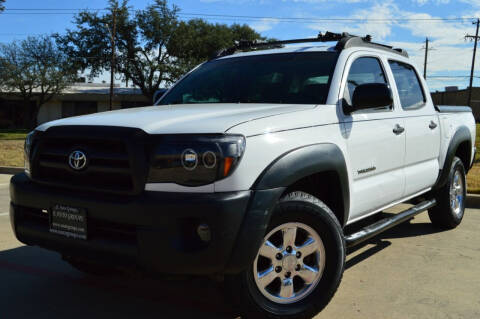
[
  {"left": 296, "top": 251, "right": 301, "bottom": 258},
  {"left": 276, "top": 253, "right": 283, "bottom": 260},
  {"left": 275, "top": 266, "right": 282, "bottom": 273},
  {"left": 295, "top": 264, "right": 301, "bottom": 271},
  {"left": 285, "top": 271, "right": 291, "bottom": 278},
  {"left": 286, "top": 246, "right": 292, "bottom": 253}
]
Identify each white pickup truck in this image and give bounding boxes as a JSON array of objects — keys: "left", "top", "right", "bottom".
[{"left": 10, "top": 32, "right": 476, "bottom": 318}]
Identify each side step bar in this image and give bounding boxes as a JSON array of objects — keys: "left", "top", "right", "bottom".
[{"left": 345, "top": 199, "right": 437, "bottom": 248}]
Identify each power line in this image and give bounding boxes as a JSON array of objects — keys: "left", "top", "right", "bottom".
[
  {"left": 428, "top": 76, "right": 480, "bottom": 78},
  {"left": 179, "top": 13, "right": 476, "bottom": 22},
  {"left": 2, "top": 8, "right": 479, "bottom": 23},
  {"left": 5, "top": 8, "right": 111, "bottom": 11},
  {"left": 1, "top": 13, "right": 477, "bottom": 25}
]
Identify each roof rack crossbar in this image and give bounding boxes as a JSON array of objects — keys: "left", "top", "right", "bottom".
[
  {"left": 213, "top": 31, "right": 408, "bottom": 59},
  {"left": 214, "top": 32, "right": 368, "bottom": 58}
]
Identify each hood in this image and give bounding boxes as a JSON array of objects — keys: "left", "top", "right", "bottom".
[{"left": 37, "top": 103, "right": 316, "bottom": 134}]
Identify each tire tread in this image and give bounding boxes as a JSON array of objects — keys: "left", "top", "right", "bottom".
[{"left": 231, "top": 191, "right": 345, "bottom": 319}]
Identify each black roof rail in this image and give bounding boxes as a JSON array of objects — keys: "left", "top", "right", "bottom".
[{"left": 212, "top": 31, "right": 408, "bottom": 59}]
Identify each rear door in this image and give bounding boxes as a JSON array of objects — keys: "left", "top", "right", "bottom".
[
  {"left": 340, "top": 53, "right": 406, "bottom": 222},
  {"left": 388, "top": 60, "right": 440, "bottom": 196}
]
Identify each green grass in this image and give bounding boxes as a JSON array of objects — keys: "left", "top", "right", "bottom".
[
  {"left": 0, "top": 140, "right": 24, "bottom": 167},
  {"left": 0, "top": 130, "right": 26, "bottom": 167},
  {"left": 466, "top": 124, "right": 480, "bottom": 194},
  {"left": 0, "top": 129, "right": 29, "bottom": 140}
]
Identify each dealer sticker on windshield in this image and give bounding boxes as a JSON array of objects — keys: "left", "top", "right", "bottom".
[{"left": 49, "top": 204, "right": 88, "bottom": 240}]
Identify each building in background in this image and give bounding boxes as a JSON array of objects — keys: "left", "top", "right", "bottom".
[
  {"left": 3, "top": 83, "right": 477, "bottom": 128},
  {"left": 0, "top": 83, "right": 151, "bottom": 128},
  {"left": 431, "top": 87, "right": 480, "bottom": 121}
]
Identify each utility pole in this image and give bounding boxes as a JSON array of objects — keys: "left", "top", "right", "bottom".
[
  {"left": 423, "top": 37, "right": 429, "bottom": 79},
  {"left": 106, "top": 9, "right": 117, "bottom": 111},
  {"left": 466, "top": 18, "right": 480, "bottom": 108}
]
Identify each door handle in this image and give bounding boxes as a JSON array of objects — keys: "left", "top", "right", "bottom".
[
  {"left": 429, "top": 121, "right": 437, "bottom": 129},
  {"left": 393, "top": 124, "right": 405, "bottom": 135}
]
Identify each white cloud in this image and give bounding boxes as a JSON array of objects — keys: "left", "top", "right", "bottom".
[
  {"left": 387, "top": 10, "right": 476, "bottom": 76},
  {"left": 411, "top": 0, "right": 450, "bottom": 5},
  {"left": 307, "top": 1, "right": 397, "bottom": 41},
  {"left": 250, "top": 18, "right": 280, "bottom": 32},
  {"left": 304, "top": 0, "right": 477, "bottom": 78},
  {"left": 281, "top": 0, "right": 367, "bottom": 2},
  {"left": 459, "top": 0, "right": 480, "bottom": 6},
  {"left": 390, "top": 41, "right": 472, "bottom": 73},
  {"left": 202, "top": 0, "right": 478, "bottom": 85}
]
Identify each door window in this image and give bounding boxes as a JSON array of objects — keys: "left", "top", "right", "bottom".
[
  {"left": 389, "top": 60, "right": 426, "bottom": 110},
  {"left": 343, "top": 57, "right": 389, "bottom": 110}
]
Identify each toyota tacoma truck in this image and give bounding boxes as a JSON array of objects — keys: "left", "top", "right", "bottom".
[{"left": 9, "top": 32, "right": 476, "bottom": 318}]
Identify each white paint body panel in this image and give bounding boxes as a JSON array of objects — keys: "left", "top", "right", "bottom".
[
  {"left": 36, "top": 103, "right": 315, "bottom": 135},
  {"left": 36, "top": 44, "right": 476, "bottom": 226}
]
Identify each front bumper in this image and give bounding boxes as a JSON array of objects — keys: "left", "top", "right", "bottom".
[{"left": 10, "top": 173, "right": 284, "bottom": 274}]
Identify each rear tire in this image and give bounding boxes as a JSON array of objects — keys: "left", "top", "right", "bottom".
[
  {"left": 428, "top": 156, "right": 466, "bottom": 229},
  {"left": 227, "top": 191, "right": 345, "bottom": 319}
]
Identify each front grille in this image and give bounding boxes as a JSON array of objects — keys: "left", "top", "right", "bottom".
[{"left": 31, "top": 126, "right": 148, "bottom": 195}]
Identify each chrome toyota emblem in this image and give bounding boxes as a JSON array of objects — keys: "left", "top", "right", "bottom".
[{"left": 68, "top": 150, "right": 87, "bottom": 171}]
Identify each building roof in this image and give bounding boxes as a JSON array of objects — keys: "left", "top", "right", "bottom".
[
  {"left": 0, "top": 82, "right": 146, "bottom": 96},
  {"left": 59, "top": 83, "right": 145, "bottom": 95}
]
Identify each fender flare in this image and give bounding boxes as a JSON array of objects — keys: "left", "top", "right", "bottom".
[
  {"left": 434, "top": 126, "right": 472, "bottom": 189},
  {"left": 252, "top": 143, "right": 350, "bottom": 226}
]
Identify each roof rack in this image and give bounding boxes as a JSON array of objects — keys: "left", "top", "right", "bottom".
[{"left": 213, "top": 31, "right": 408, "bottom": 59}]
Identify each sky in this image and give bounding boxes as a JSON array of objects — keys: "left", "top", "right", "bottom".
[{"left": 1, "top": 0, "right": 480, "bottom": 91}]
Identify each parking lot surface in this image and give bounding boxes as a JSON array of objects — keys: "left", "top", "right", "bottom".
[{"left": 1, "top": 173, "right": 479, "bottom": 318}]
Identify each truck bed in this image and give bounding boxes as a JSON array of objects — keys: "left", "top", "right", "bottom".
[{"left": 436, "top": 105, "right": 472, "bottom": 113}]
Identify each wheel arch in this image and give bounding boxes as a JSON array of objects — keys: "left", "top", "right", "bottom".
[
  {"left": 252, "top": 143, "right": 350, "bottom": 227},
  {"left": 434, "top": 126, "right": 472, "bottom": 189}
]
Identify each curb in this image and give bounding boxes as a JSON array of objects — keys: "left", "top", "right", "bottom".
[{"left": 0, "top": 166, "right": 24, "bottom": 175}]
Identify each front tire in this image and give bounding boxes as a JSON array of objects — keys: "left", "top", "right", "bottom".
[
  {"left": 428, "top": 156, "right": 466, "bottom": 229},
  {"left": 229, "top": 191, "right": 345, "bottom": 319}
]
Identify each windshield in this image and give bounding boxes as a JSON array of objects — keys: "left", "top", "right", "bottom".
[{"left": 158, "top": 52, "right": 339, "bottom": 106}]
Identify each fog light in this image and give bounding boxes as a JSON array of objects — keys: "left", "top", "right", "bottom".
[
  {"left": 197, "top": 224, "right": 211, "bottom": 242},
  {"left": 202, "top": 151, "right": 217, "bottom": 169}
]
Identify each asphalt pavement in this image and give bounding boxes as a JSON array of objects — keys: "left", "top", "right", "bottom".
[{"left": 0, "top": 173, "right": 479, "bottom": 319}]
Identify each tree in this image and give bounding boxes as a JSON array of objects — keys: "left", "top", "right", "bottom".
[
  {"left": 56, "top": 0, "right": 180, "bottom": 101},
  {"left": 0, "top": 0, "right": 5, "bottom": 12},
  {"left": 167, "top": 19, "right": 264, "bottom": 74},
  {"left": 0, "top": 35, "right": 78, "bottom": 128},
  {"left": 55, "top": 0, "right": 265, "bottom": 101}
]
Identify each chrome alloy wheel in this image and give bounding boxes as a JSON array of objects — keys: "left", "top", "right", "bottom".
[
  {"left": 450, "top": 169, "right": 465, "bottom": 217},
  {"left": 253, "top": 222, "right": 326, "bottom": 304}
]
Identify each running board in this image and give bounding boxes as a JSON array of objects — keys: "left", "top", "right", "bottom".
[{"left": 344, "top": 199, "right": 437, "bottom": 248}]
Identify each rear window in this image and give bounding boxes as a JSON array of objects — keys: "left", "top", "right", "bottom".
[
  {"left": 389, "top": 60, "right": 426, "bottom": 110},
  {"left": 159, "top": 52, "right": 339, "bottom": 106}
]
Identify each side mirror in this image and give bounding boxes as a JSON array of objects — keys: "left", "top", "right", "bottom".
[
  {"left": 350, "top": 83, "right": 392, "bottom": 113},
  {"left": 153, "top": 88, "right": 167, "bottom": 104}
]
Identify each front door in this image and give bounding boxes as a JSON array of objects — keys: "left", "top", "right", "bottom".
[{"left": 340, "top": 55, "right": 406, "bottom": 222}]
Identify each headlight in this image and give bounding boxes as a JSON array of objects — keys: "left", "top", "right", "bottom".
[
  {"left": 148, "top": 134, "right": 246, "bottom": 187},
  {"left": 24, "top": 131, "right": 35, "bottom": 176}
]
